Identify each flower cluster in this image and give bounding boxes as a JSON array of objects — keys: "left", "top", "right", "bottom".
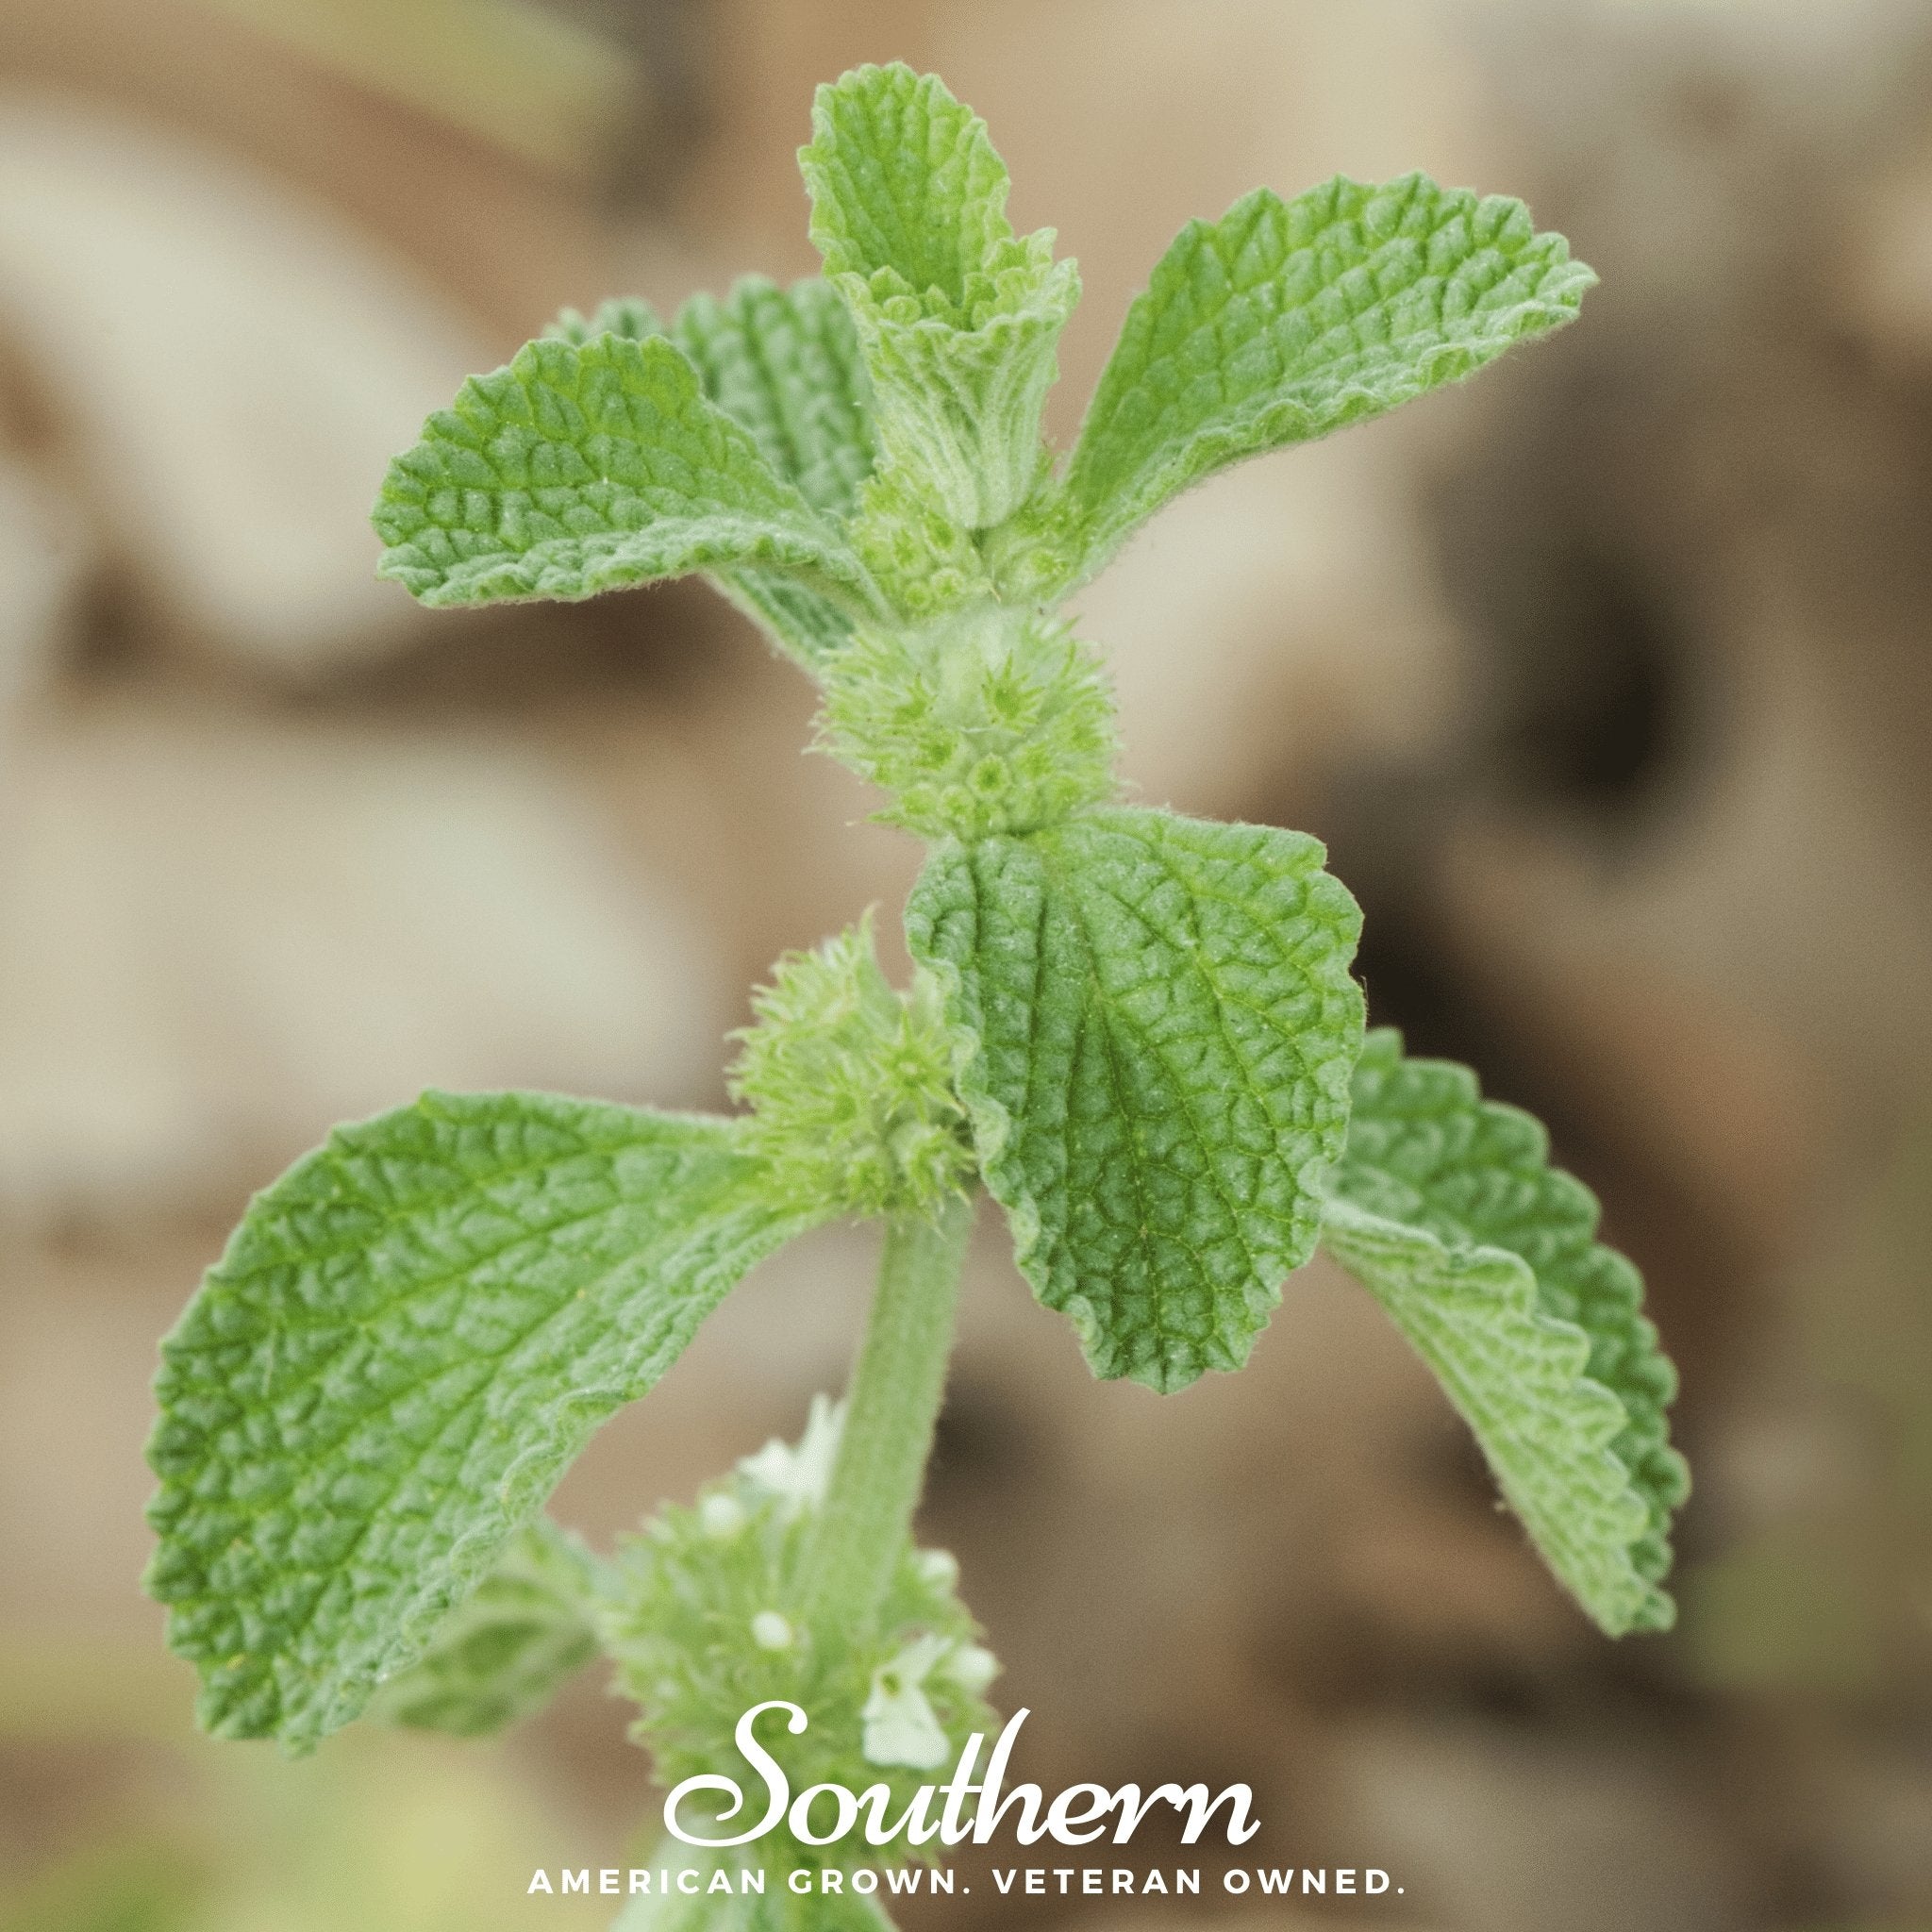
[
  {"left": 600, "top": 1401, "right": 998, "bottom": 1877},
  {"left": 729, "top": 920, "right": 973, "bottom": 1217},
  {"left": 822, "top": 605, "right": 1119, "bottom": 841}
]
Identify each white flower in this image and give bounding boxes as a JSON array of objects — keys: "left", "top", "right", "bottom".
[
  {"left": 698, "top": 1492, "right": 746, "bottom": 1540},
  {"left": 915, "top": 1548, "right": 959, "bottom": 1591},
  {"left": 750, "top": 1610, "right": 793, "bottom": 1652},
  {"left": 944, "top": 1642, "right": 998, "bottom": 1693},
  {"left": 861, "top": 1633, "right": 954, "bottom": 1770},
  {"left": 738, "top": 1394, "right": 844, "bottom": 1521}
]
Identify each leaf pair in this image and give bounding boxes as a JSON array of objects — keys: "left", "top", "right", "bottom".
[
  {"left": 138, "top": 819, "right": 1370, "bottom": 1753},
  {"left": 373, "top": 64, "right": 1592, "bottom": 653},
  {"left": 907, "top": 824, "right": 1681, "bottom": 1634},
  {"left": 799, "top": 64, "right": 1592, "bottom": 585}
]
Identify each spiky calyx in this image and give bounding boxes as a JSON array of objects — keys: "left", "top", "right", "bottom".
[
  {"left": 730, "top": 920, "right": 973, "bottom": 1218},
  {"left": 821, "top": 604, "right": 1119, "bottom": 841}
]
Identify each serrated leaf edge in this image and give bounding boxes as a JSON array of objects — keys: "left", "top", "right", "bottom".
[
  {"left": 1321, "top": 1193, "right": 1671, "bottom": 1636},
  {"left": 143, "top": 1094, "right": 817, "bottom": 1750},
  {"left": 371, "top": 332, "right": 881, "bottom": 617},
  {"left": 908, "top": 812, "right": 1365, "bottom": 1394},
  {"left": 1055, "top": 174, "right": 1595, "bottom": 593}
]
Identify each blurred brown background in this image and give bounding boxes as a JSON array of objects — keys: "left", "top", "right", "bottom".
[{"left": 3, "top": 2, "right": 1930, "bottom": 1928}]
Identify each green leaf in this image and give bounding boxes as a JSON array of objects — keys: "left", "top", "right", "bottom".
[
  {"left": 368, "top": 1517, "right": 603, "bottom": 1737},
  {"left": 908, "top": 808, "right": 1364, "bottom": 1392},
  {"left": 544, "top": 296, "right": 664, "bottom": 346},
  {"left": 800, "top": 63, "right": 1078, "bottom": 530},
  {"left": 673, "top": 277, "right": 874, "bottom": 520},
  {"left": 144, "top": 1093, "right": 813, "bottom": 1751},
  {"left": 1324, "top": 1030, "right": 1688, "bottom": 1634},
  {"left": 372, "top": 332, "right": 877, "bottom": 613},
  {"left": 708, "top": 570, "right": 858, "bottom": 669},
  {"left": 673, "top": 275, "right": 877, "bottom": 667},
  {"left": 803, "top": 62, "right": 1013, "bottom": 317},
  {"left": 1059, "top": 174, "right": 1593, "bottom": 584},
  {"left": 528, "top": 279, "right": 876, "bottom": 665}
]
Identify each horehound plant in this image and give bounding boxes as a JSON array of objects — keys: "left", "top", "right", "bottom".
[{"left": 144, "top": 63, "right": 1689, "bottom": 1922}]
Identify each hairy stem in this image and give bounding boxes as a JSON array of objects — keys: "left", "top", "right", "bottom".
[{"left": 806, "top": 1191, "right": 974, "bottom": 1630}]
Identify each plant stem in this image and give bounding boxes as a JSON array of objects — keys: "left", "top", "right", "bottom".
[{"left": 806, "top": 1191, "right": 974, "bottom": 1631}]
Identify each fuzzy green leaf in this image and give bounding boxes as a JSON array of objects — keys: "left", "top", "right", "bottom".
[
  {"left": 372, "top": 332, "right": 875, "bottom": 612},
  {"left": 544, "top": 296, "right": 664, "bottom": 346},
  {"left": 1324, "top": 1029, "right": 1688, "bottom": 1634},
  {"left": 1059, "top": 174, "right": 1593, "bottom": 584},
  {"left": 801, "top": 63, "right": 1078, "bottom": 530},
  {"left": 673, "top": 275, "right": 877, "bottom": 667},
  {"left": 908, "top": 808, "right": 1364, "bottom": 1391},
  {"left": 368, "top": 1517, "right": 603, "bottom": 1737},
  {"left": 802, "top": 62, "right": 1017, "bottom": 325},
  {"left": 674, "top": 277, "right": 874, "bottom": 520},
  {"left": 145, "top": 1094, "right": 812, "bottom": 1751},
  {"left": 709, "top": 571, "right": 858, "bottom": 670}
]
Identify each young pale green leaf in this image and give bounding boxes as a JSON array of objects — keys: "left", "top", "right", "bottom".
[
  {"left": 709, "top": 570, "right": 858, "bottom": 670},
  {"left": 1324, "top": 1030, "right": 1688, "bottom": 1634},
  {"left": 800, "top": 63, "right": 1078, "bottom": 531},
  {"left": 372, "top": 332, "right": 877, "bottom": 613},
  {"left": 673, "top": 275, "right": 877, "bottom": 667},
  {"left": 368, "top": 1517, "right": 603, "bottom": 1738},
  {"left": 544, "top": 296, "right": 664, "bottom": 346},
  {"left": 802, "top": 62, "right": 1012, "bottom": 314},
  {"left": 908, "top": 808, "right": 1364, "bottom": 1391},
  {"left": 1058, "top": 174, "right": 1593, "bottom": 585},
  {"left": 673, "top": 277, "right": 874, "bottom": 520},
  {"left": 145, "top": 1094, "right": 814, "bottom": 1752}
]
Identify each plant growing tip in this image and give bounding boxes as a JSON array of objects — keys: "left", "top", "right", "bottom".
[{"left": 144, "top": 57, "right": 1683, "bottom": 1924}]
